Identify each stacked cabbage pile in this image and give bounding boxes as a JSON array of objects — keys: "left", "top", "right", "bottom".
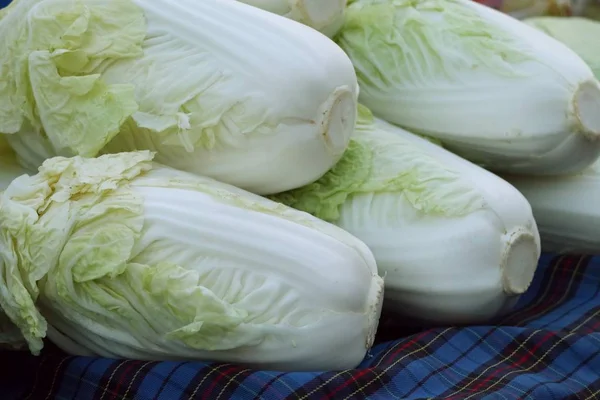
[{"left": 0, "top": 0, "right": 598, "bottom": 371}]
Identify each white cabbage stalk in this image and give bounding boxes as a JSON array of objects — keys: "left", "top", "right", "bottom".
[
  {"left": 501, "top": 17, "right": 600, "bottom": 253},
  {"left": 271, "top": 106, "right": 541, "bottom": 324},
  {"left": 0, "top": 151, "right": 383, "bottom": 371},
  {"left": 504, "top": 162, "right": 600, "bottom": 254},
  {"left": 0, "top": 0, "right": 358, "bottom": 195},
  {"left": 237, "top": 0, "right": 347, "bottom": 37},
  {"left": 337, "top": 0, "right": 600, "bottom": 176},
  {"left": 525, "top": 17, "right": 600, "bottom": 79}
]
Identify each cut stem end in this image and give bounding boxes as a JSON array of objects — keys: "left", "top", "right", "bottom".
[
  {"left": 318, "top": 86, "right": 356, "bottom": 158},
  {"left": 501, "top": 229, "right": 539, "bottom": 296},
  {"left": 574, "top": 80, "right": 600, "bottom": 140}
]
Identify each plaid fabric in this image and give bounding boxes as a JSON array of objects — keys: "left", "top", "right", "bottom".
[{"left": 2, "top": 253, "right": 600, "bottom": 399}]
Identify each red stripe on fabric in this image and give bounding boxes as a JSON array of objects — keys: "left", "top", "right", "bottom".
[
  {"left": 325, "top": 329, "right": 434, "bottom": 399},
  {"left": 201, "top": 366, "right": 242, "bottom": 400},
  {"left": 324, "top": 368, "right": 373, "bottom": 400},
  {"left": 470, "top": 331, "right": 556, "bottom": 392},
  {"left": 584, "top": 316, "right": 600, "bottom": 334},
  {"left": 381, "top": 329, "right": 434, "bottom": 365},
  {"left": 520, "top": 257, "right": 577, "bottom": 318},
  {"left": 110, "top": 360, "right": 144, "bottom": 400}
]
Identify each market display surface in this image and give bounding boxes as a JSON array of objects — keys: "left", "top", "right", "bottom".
[
  {"left": 1, "top": 0, "right": 600, "bottom": 399},
  {"left": 3, "top": 253, "right": 600, "bottom": 399}
]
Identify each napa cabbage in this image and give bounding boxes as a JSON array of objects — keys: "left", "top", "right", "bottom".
[
  {"left": 336, "top": 0, "right": 600, "bottom": 176},
  {"left": 271, "top": 106, "right": 541, "bottom": 324},
  {"left": 0, "top": 0, "right": 358, "bottom": 194},
  {"left": 0, "top": 151, "right": 383, "bottom": 371}
]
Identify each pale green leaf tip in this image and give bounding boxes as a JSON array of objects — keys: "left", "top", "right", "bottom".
[
  {"left": 271, "top": 104, "right": 485, "bottom": 221},
  {"left": 0, "top": 0, "right": 147, "bottom": 157},
  {"left": 338, "top": 0, "right": 533, "bottom": 88},
  {"left": 0, "top": 150, "right": 155, "bottom": 354}
]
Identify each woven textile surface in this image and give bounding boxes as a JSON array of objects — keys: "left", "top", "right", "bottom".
[{"left": 2, "top": 253, "right": 600, "bottom": 399}]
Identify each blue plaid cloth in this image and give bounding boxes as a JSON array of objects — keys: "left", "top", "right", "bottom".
[{"left": 3, "top": 253, "right": 600, "bottom": 399}]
